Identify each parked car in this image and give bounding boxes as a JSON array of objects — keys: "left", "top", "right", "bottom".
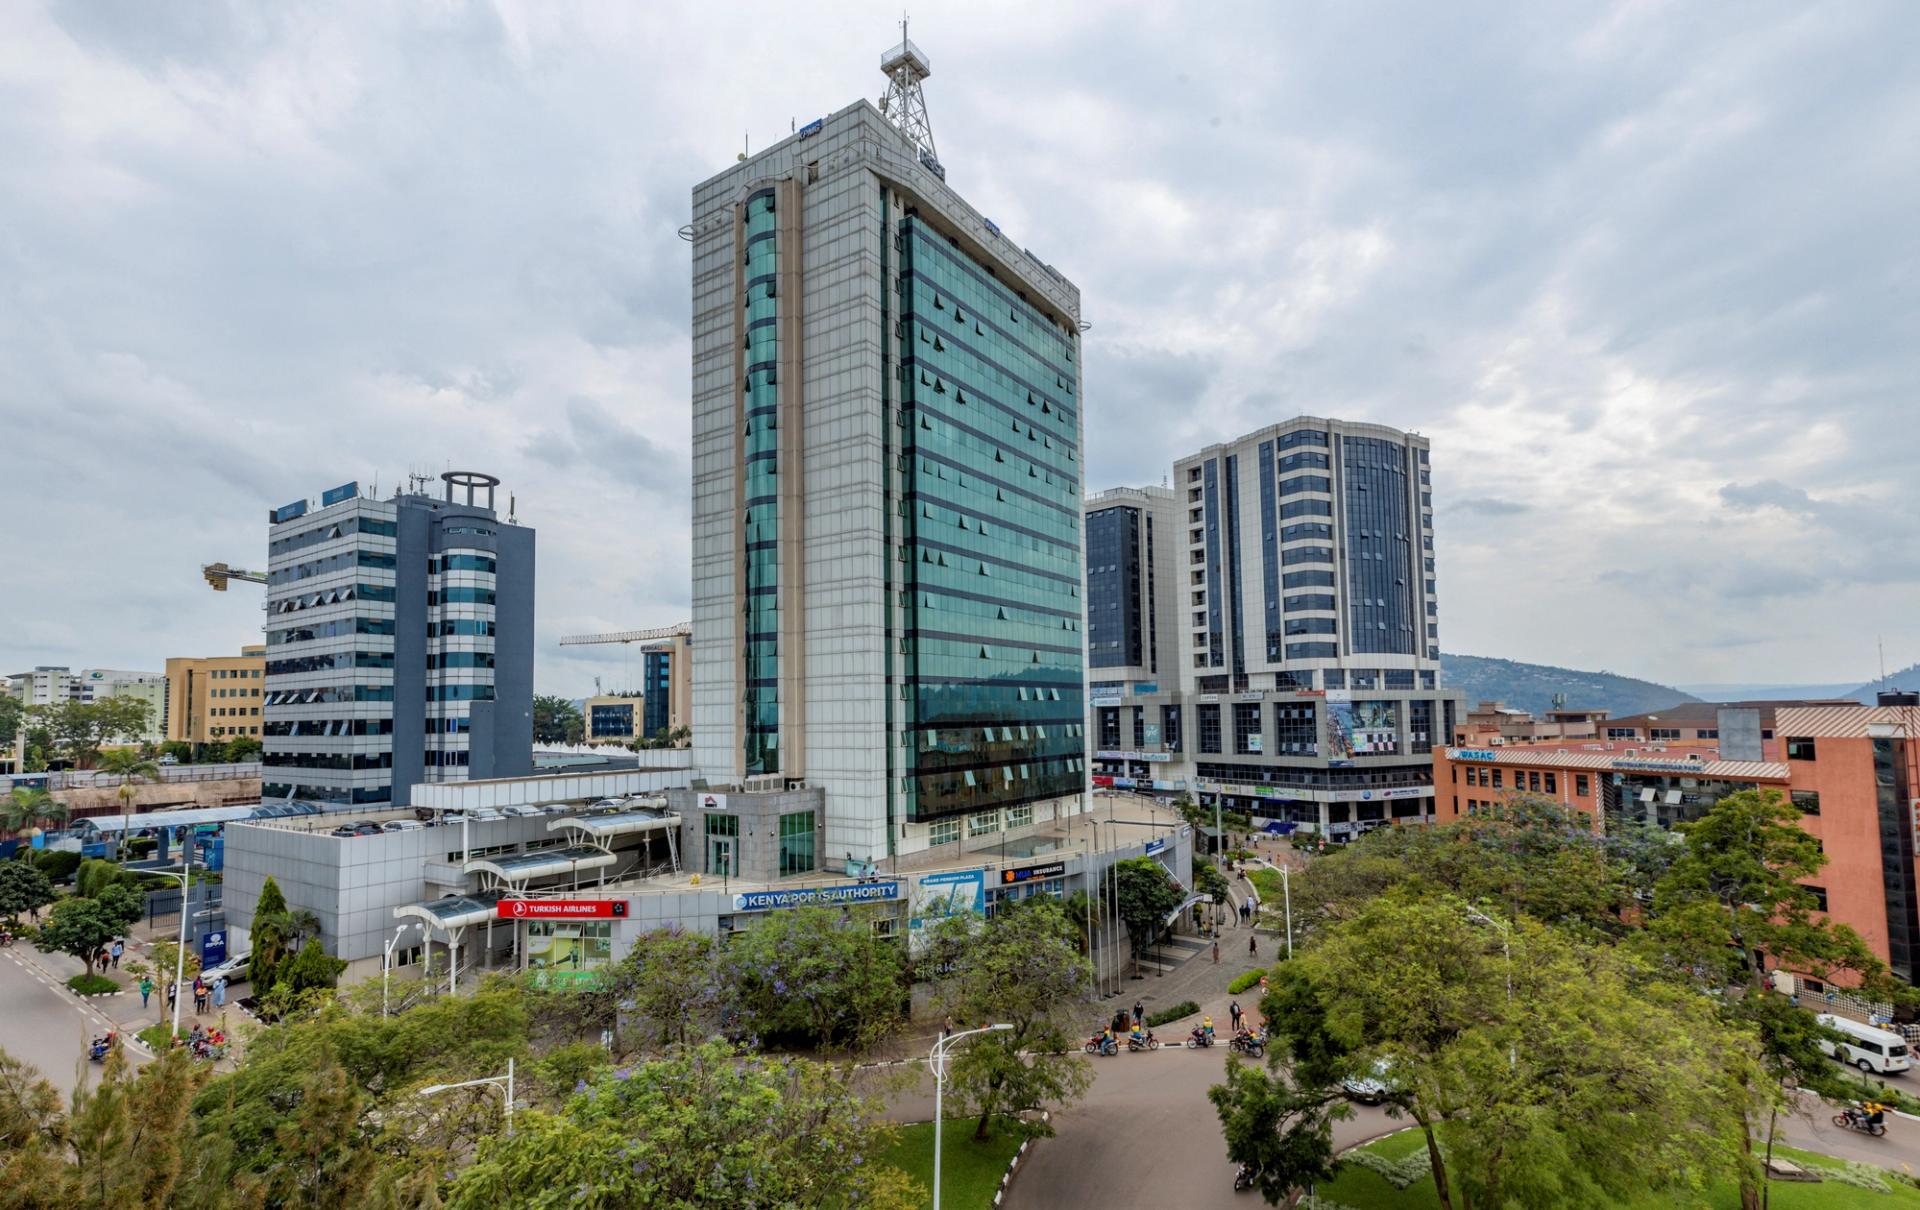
[
  {"left": 157, "top": 754, "right": 179, "bottom": 766},
  {"left": 465, "top": 810, "right": 505, "bottom": 822},
  {"left": 1342, "top": 1058, "right": 1399, "bottom": 1104},
  {"left": 1816, "top": 1014, "right": 1912, "bottom": 1076},
  {"left": 201, "top": 952, "right": 250, "bottom": 985},
  {"left": 501, "top": 805, "right": 543, "bottom": 818},
  {"left": 382, "top": 819, "right": 424, "bottom": 832}
]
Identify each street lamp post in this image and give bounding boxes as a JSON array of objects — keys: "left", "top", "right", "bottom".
[
  {"left": 155, "top": 831, "right": 196, "bottom": 1040},
  {"left": 417, "top": 1057, "right": 516, "bottom": 1137},
  {"left": 930, "top": 1024, "right": 1012, "bottom": 1210},
  {"left": 1281, "top": 861, "right": 1293, "bottom": 959},
  {"left": 383, "top": 922, "right": 421, "bottom": 1018}
]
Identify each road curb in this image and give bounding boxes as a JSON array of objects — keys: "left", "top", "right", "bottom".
[{"left": 992, "top": 1110, "right": 1048, "bottom": 1206}]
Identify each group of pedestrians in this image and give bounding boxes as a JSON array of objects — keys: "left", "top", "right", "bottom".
[
  {"left": 135, "top": 970, "right": 226, "bottom": 1015},
  {"left": 91, "top": 938, "right": 125, "bottom": 971}
]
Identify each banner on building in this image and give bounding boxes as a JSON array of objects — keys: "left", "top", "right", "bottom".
[
  {"left": 1326, "top": 693, "right": 1398, "bottom": 759},
  {"left": 733, "top": 881, "right": 901, "bottom": 912},
  {"left": 908, "top": 869, "right": 985, "bottom": 950}
]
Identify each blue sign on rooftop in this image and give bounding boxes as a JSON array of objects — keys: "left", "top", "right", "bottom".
[{"left": 321, "top": 481, "right": 359, "bottom": 507}]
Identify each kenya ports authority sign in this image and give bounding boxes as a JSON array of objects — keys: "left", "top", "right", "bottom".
[{"left": 733, "top": 881, "right": 902, "bottom": 913}]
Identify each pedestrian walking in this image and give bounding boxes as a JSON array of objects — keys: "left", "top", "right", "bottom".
[
  {"left": 110, "top": 940, "right": 124, "bottom": 969},
  {"left": 138, "top": 976, "right": 153, "bottom": 1009},
  {"left": 1249, "top": 934, "right": 1257, "bottom": 957},
  {"left": 166, "top": 982, "right": 177, "bottom": 1011},
  {"left": 213, "top": 976, "right": 226, "bottom": 1009},
  {"left": 1212, "top": 939, "right": 1220, "bottom": 964},
  {"left": 943, "top": 1016, "right": 953, "bottom": 1040},
  {"left": 1133, "top": 1000, "right": 1145, "bottom": 1030},
  {"left": 1229, "top": 1000, "right": 1242, "bottom": 1031}
]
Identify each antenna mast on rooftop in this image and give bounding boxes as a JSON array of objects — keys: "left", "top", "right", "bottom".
[{"left": 878, "top": 16, "right": 936, "bottom": 160}]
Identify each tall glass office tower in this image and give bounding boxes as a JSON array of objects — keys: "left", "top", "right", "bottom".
[{"left": 689, "top": 90, "right": 1087, "bottom": 862}]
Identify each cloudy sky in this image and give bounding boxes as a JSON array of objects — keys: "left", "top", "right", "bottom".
[{"left": 3, "top": 0, "right": 1916, "bottom": 691}]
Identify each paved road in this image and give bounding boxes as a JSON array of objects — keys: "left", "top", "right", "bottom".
[
  {"left": 1775, "top": 1089, "right": 1920, "bottom": 1170},
  {"left": 0, "top": 945, "right": 131, "bottom": 1099},
  {"left": 873, "top": 1045, "right": 1397, "bottom": 1210}
]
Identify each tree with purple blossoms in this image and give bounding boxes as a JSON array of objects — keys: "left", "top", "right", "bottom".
[
  {"left": 608, "top": 926, "right": 726, "bottom": 1049},
  {"left": 930, "top": 898, "right": 1095, "bottom": 1141},
  {"left": 722, "top": 905, "right": 906, "bottom": 1049},
  {"left": 443, "top": 1041, "right": 919, "bottom": 1210}
]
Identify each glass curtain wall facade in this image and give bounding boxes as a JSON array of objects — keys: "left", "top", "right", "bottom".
[
  {"left": 643, "top": 647, "right": 671, "bottom": 737},
  {"left": 1086, "top": 505, "right": 1143, "bottom": 669},
  {"left": 895, "top": 211, "right": 1085, "bottom": 821},
  {"left": 741, "top": 188, "right": 782, "bottom": 775}
]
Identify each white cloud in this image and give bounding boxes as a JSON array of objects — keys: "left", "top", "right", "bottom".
[{"left": 2, "top": 0, "right": 1916, "bottom": 690}]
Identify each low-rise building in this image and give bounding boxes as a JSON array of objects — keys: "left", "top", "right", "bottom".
[
  {"left": 583, "top": 695, "right": 646, "bottom": 745},
  {"left": 165, "top": 646, "right": 267, "bottom": 744},
  {"left": 1452, "top": 701, "right": 1610, "bottom": 747}
]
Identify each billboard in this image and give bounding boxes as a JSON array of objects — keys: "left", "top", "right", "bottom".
[
  {"left": 908, "top": 869, "right": 985, "bottom": 950},
  {"left": 497, "top": 899, "right": 629, "bottom": 919},
  {"left": 1326, "top": 692, "right": 1398, "bottom": 759}
]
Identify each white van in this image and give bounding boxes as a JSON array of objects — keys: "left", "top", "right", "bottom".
[{"left": 1816, "top": 1013, "right": 1911, "bottom": 1076}]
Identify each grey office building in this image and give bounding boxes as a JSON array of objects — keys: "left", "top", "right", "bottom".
[
  {"left": 688, "top": 49, "right": 1089, "bottom": 865},
  {"left": 1089, "top": 418, "right": 1461, "bottom": 835},
  {"left": 263, "top": 472, "right": 534, "bottom": 808}
]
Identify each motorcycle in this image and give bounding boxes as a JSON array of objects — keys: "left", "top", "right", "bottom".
[
  {"left": 1084, "top": 1033, "right": 1118, "bottom": 1057},
  {"left": 1833, "top": 1108, "right": 1888, "bottom": 1137},
  {"left": 1185, "top": 1027, "right": 1215, "bottom": 1049},
  {"left": 0, "top": 930, "right": 14, "bottom": 947},
  {"left": 1229, "top": 1032, "right": 1265, "bottom": 1058},
  {"left": 1233, "top": 1162, "right": 1261, "bottom": 1192},
  {"left": 87, "top": 1033, "right": 117, "bottom": 1063},
  {"left": 1127, "top": 1030, "right": 1161, "bottom": 1052}
]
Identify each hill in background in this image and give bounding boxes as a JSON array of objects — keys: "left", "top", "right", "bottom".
[
  {"left": 1848, "top": 662, "right": 1920, "bottom": 704},
  {"left": 1440, "top": 653, "right": 1698, "bottom": 718}
]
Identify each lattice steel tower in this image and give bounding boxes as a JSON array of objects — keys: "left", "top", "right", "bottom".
[{"left": 877, "top": 19, "right": 936, "bottom": 160}]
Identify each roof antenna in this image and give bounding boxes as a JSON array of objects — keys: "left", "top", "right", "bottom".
[{"left": 878, "top": 12, "right": 936, "bottom": 160}]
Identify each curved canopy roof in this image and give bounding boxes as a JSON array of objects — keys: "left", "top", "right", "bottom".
[
  {"left": 466, "top": 845, "right": 617, "bottom": 886},
  {"left": 550, "top": 807, "right": 681, "bottom": 841},
  {"left": 396, "top": 891, "right": 503, "bottom": 932}
]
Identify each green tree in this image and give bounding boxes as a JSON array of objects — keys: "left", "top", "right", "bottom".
[
  {"left": 444, "top": 1042, "right": 918, "bottom": 1210},
  {"left": 1193, "top": 859, "right": 1231, "bottom": 908},
  {"left": 32, "top": 700, "right": 152, "bottom": 770},
  {"left": 930, "top": 899, "right": 1095, "bottom": 1141},
  {"left": 1112, "top": 856, "right": 1184, "bottom": 970},
  {"left": 722, "top": 906, "right": 904, "bottom": 1049},
  {"left": 159, "top": 740, "right": 194, "bottom": 765},
  {"left": 64, "top": 1047, "right": 204, "bottom": 1208},
  {"left": 530, "top": 696, "right": 583, "bottom": 745},
  {"left": 249, "top": 876, "right": 293, "bottom": 993},
  {"left": 221, "top": 735, "right": 262, "bottom": 763},
  {"left": 1208, "top": 1048, "right": 1345, "bottom": 1205},
  {"left": 1641, "top": 789, "right": 1909, "bottom": 1210},
  {"left": 0, "top": 860, "right": 54, "bottom": 923},
  {"left": 607, "top": 926, "right": 724, "bottom": 1048},
  {"left": 40, "top": 894, "right": 138, "bottom": 973},
  {"left": 0, "top": 695, "right": 22, "bottom": 751},
  {"left": 276, "top": 938, "right": 348, "bottom": 998},
  {"left": 267, "top": 1061, "right": 378, "bottom": 1210},
  {"left": 1259, "top": 889, "right": 1741, "bottom": 1210},
  {"left": 94, "top": 749, "right": 160, "bottom": 814},
  {"left": 4, "top": 787, "right": 66, "bottom": 836},
  {"left": 32, "top": 848, "right": 82, "bottom": 884}
]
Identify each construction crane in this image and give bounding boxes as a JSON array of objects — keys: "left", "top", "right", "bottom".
[
  {"left": 202, "top": 562, "right": 268, "bottom": 591},
  {"left": 558, "top": 622, "right": 691, "bottom": 647}
]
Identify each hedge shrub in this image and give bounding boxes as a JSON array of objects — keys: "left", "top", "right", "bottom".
[
  {"left": 1146, "top": 1000, "right": 1200, "bottom": 1028},
  {"left": 1227, "top": 968, "right": 1267, "bottom": 995},
  {"left": 66, "top": 973, "right": 117, "bottom": 996}
]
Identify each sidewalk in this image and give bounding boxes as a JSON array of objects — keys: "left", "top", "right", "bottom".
[{"left": 12, "top": 937, "right": 244, "bottom": 1063}]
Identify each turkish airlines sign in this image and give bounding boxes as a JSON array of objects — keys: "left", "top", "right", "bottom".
[{"left": 495, "top": 899, "right": 628, "bottom": 919}]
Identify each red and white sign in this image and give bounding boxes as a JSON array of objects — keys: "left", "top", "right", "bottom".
[{"left": 494, "top": 899, "right": 629, "bottom": 919}]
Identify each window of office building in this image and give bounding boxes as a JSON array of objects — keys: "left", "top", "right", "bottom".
[
  {"left": 894, "top": 207, "right": 1084, "bottom": 824},
  {"left": 1233, "top": 703, "right": 1262, "bottom": 754},
  {"left": 1408, "top": 699, "right": 1433, "bottom": 754},
  {"left": 1162, "top": 705, "right": 1182, "bottom": 751},
  {"left": 1786, "top": 737, "right": 1817, "bottom": 761},
  {"left": 526, "top": 920, "right": 612, "bottom": 983},
  {"left": 778, "top": 811, "right": 815, "bottom": 876},
  {"left": 1340, "top": 436, "right": 1416, "bottom": 655},
  {"left": 1131, "top": 709, "right": 1145, "bottom": 749},
  {"left": 1099, "top": 707, "right": 1120, "bottom": 749},
  {"left": 1275, "top": 705, "right": 1317, "bottom": 755},
  {"left": 1198, "top": 704, "right": 1222, "bottom": 754}
]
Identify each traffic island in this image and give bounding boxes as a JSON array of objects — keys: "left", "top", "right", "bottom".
[{"left": 880, "top": 1117, "right": 1030, "bottom": 1210}]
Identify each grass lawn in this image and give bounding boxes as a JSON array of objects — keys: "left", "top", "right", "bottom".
[
  {"left": 880, "top": 1119, "right": 1025, "bottom": 1210},
  {"left": 1249, "top": 867, "right": 1286, "bottom": 902},
  {"left": 1314, "top": 1130, "right": 1920, "bottom": 1210}
]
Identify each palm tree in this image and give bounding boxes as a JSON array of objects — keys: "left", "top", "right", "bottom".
[
  {"left": 2, "top": 787, "right": 66, "bottom": 837},
  {"left": 95, "top": 748, "right": 160, "bottom": 813}
]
